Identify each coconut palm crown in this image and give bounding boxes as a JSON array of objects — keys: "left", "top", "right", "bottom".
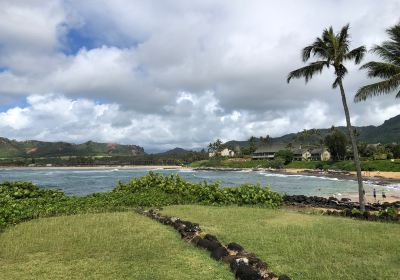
[
  {"left": 287, "top": 24, "right": 366, "bottom": 86},
  {"left": 355, "top": 23, "right": 400, "bottom": 102}
]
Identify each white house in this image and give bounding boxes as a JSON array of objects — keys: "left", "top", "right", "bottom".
[{"left": 209, "top": 148, "right": 235, "bottom": 158}]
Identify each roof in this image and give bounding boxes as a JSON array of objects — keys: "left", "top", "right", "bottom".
[{"left": 254, "top": 144, "right": 288, "bottom": 153}]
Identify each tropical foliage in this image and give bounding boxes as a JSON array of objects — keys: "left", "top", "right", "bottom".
[
  {"left": 355, "top": 23, "right": 400, "bottom": 101},
  {"left": 0, "top": 173, "right": 282, "bottom": 230}
]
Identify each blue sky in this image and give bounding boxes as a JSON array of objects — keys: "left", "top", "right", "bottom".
[{"left": 0, "top": 0, "right": 399, "bottom": 152}]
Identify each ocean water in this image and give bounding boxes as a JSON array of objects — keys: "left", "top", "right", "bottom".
[{"left": 0, "top": 167, "right": 393, "bottom": 197}]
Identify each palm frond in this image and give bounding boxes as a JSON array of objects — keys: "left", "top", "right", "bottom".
[
  {"left": 371, "top": 45, "right": 400, "bottom": 65},
  {"left": 302, "top": 45, "right": 313, "bottom": 62},
  {"left": 287, "top": 61, "right": 328, "bottom": 83},
  {"left": 345, "top": 46, "right": 366, "bottom": 64},
  {"left": 354, "top": 73, "right": 400, "bottom": 102},
  {"left": 338, "top": 24, "right": 350, "bottom": 53},
  {"left": 360, "top": 61, "right": 400, "bottom": 79},
  {"left": 386, "top": 23, "right": 400, "bottom": 45}
]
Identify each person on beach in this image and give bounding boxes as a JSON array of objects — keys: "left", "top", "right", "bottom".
[
  {"left": 373, "top": 188, "right": 376, "bottom": 202},
  {"left": 382, "top": 190, "right": 386, "bottom": 200}
]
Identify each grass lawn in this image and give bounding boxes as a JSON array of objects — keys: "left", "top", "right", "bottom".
[
  {"left": 0, "top": 212, "right": 231, "bottom": 280},
  {"left": 163, "top": 205, "right": 400, "bottom": 280}
]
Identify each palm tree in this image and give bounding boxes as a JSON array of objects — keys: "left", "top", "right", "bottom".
[
  {"left": 287, "top": 24, "right": 367, "bottom": 212},
  {"left": 355, "top": 23, "right": 400, "bottom": 101}
]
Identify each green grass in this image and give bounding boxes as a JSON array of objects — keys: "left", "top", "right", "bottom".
[
  {"left": 0, "top": 212, "right": 232, "bottom": 280},
  {"left": 163, "top": 205, "right": 400, "bottom": 280}
]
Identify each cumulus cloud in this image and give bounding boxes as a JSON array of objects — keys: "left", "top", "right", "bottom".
[{"left": 0, "top": 0, "right": 399, "bottom": 151}]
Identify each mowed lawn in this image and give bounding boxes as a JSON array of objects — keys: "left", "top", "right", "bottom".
[
  {"left": 163, "top": 206, "right": 400, "bottom": 280},
  {"left": 0, "top": 212, "right": 232, "bottom": 280}
]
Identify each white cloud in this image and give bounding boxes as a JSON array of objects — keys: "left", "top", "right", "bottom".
[{"left": 0, "top": 1, "right": 399, "bottom": 150}]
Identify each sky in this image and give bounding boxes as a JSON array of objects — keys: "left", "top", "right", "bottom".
[{"left": 0, "top": 0, "right": 399, "bottom": 152}]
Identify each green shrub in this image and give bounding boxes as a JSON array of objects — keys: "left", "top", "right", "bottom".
[
  {"left": 0, "top": 173, "right": 283, "bottom": 231},
  {"left": 114, "top": 172, "right": 283, "bottom": 207},
  {"left": 351, "top": 208, "right": 361, "bottom": 215}
]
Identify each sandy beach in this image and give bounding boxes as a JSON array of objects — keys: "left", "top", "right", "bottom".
[{"left": 285, "top": 168, "right": 400, "bottom": 180}]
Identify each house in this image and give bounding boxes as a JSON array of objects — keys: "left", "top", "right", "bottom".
[
  {"left": 209, "top": 148, "right": 235, "bottom": 158},
  {"left": 310, "top": 148, "right": 331, "bottom": 161},
  {"left": 293, "top": 148, "right": 311, "bottom": 161},
  {"left": 252, "top": 144, "right": 331, "bottom": 161},
  {"left": 252, "top": 144, "right": 287, "bottom": 160}
]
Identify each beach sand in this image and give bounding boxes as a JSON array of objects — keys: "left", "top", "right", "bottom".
[{"left": 285, "top": 168, "right": 400, "bottom": 180}]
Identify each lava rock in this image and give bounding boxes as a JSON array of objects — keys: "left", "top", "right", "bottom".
[
  {"left": 211, "top": 246, "right": 229, "bottom": 260},
  {"left": 235, "top": 263, "right": 262, "bottom": 280},
  {"left": 190, "top": 235, "right": 201, "bottom": 245},
  {"left": 227, "top": 242, "right": 244, "bottom": 252},
  {"left": 278, "top": 275, "right": 291, "bottom": 280},
  {"left": 196, "top": 238, "right": 221, "bottom": 251},
  {"left": 204, "top": 234, "right": 219, "bottom": 242}
]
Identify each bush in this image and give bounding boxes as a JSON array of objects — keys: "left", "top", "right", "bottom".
[
  {"left": 275, "top": 149, "right": 294, "bottom": 164},
  {"left": 114, "top": 172, "right": 283, "bottom": 207},
  {"left": 0, "top": 173, "right": 283, "bottom": 231}
]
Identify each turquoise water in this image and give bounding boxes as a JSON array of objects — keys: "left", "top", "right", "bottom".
[{"left": 0, "top": 167, "right": 390, "bottom": 197}]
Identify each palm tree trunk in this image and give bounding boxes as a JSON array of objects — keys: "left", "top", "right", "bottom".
[{"left": 338, "top": 80, "right": 366, "bottom": 212}]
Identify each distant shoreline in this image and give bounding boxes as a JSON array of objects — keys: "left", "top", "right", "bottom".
[{"left": 0, "top": 165, "right": 187, "bottom": 170}]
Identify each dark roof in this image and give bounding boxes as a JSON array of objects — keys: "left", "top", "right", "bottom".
[{"left": 254, "top": 144, "right": 288, "bottom": 153}]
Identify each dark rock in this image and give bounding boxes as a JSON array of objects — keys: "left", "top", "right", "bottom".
[
  {"left": 204, "top": 234, "right": 219, "bottom": 242},
  {"left": 230, "top": 257, "right": 248, "bottom": 272},
  {"left": 227, "top": 242, "right": 244, "bottom": 252},
  {"left": 210, "top": 246, "right": 229, "bottom": 260},
  {"left": 196, "top": 238, "right": 221, "bottom": 251},
  {"left": 278, "top": 275, "right": 291, "bottom": 280},
  {"left": 190, "top": 235, "right": 201, "bottom": 245},
  {"left": 235, "top": 263, "right": 262, "bottom": 280}
]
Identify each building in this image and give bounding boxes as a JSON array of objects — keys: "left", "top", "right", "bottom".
[
  {"left": 209, "top": 148, "right": 235, "bottom": 158},
  {"left": 252, "top": 144, "right": 331, "bottom": 161},
  {"left": 252, "top": 144, "right": 287, "bottom": 160}
]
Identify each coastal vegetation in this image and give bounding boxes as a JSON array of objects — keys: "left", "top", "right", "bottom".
[
  {"left": 0, "top": 173, "right": 282, "bottom": 231},
  {"left": 190, "top": 158, "right": 400, "bottom": 172}
]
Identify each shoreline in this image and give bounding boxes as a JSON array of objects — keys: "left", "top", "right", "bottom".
[{"left": 1, "top": 165, "right": 400, "bottom": 203}]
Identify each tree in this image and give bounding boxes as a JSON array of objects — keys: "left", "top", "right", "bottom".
[
  {"left": 208, "top": 139, "right": 224, "bottom": 156},
  {"left": 355, "top": 23, "right": 400, "bottom": 101},
  {"left": 324, "top": 128, "right": 347, "bottom": 160},
  {"left": 275, "top": 149, "right": 294, "bottom": 164},
  {"left": 287, "top": 24, "right": 366, "bottom": 212},
  {"left": 260, "top": 135, "right": 271, "bottom": 145},
  {"left": 248, "top": 136, "right": 257, "bottom": 154}
]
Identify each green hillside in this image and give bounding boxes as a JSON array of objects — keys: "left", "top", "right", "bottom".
[
  {"left": 225, "top": 114, "right": 400, "bottom": 148},
  {"left": 0, "top": 138, "right": 144, "bottom": 158}
]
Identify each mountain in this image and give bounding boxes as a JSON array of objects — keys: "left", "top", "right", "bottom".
[
  {"left": 225, "top": 114, "right": 400, "bottom": 148},
  {"left": 156, "top": 147, "right": 192, "bottom": 155},
  {"left": 0, "top": 138, "right": 145, "bottom": 158}
]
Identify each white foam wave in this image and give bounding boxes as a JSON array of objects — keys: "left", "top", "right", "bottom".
[
  {"left": 385, "top": 184, "right": 400, "bottom": 191},
  {"left": 178, "top": 169, "right": 195, "bottom": 173},
  {"left": 258, "top": 172, "right": 342, "bottom": 181}
]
